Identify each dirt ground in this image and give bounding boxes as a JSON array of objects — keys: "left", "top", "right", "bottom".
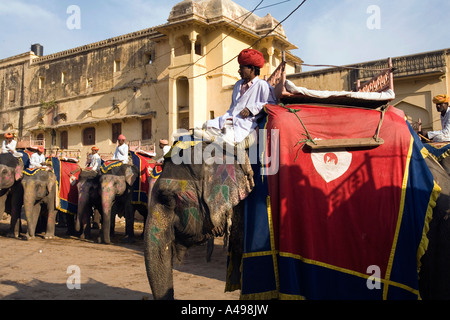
[{"left": 0, "top": 213, "right": 240, "bottom": 300}]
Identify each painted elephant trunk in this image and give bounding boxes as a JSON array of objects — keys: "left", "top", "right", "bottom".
[{"left": 144, "top": 205, "right": 175, "bottom": 300}]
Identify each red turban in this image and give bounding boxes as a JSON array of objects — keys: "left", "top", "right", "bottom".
[
  {"left": 118, "top": 134, "right": 126, "bottom": 141},
  {"left": 37, "top": 146, "right": 45, "bottom": 153},
  {"left": 91, "top": 146, "right": 99, "bottom": 151},
  {"left": 238, "top": 49, "right": 265, "bottom": 68},
  {"left": 4, "top": 133, "right": 13, "bottom": 139}
]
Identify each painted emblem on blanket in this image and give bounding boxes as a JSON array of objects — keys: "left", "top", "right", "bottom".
[{"left": 311, "top": 149, "right": 352, "bottom": 183}]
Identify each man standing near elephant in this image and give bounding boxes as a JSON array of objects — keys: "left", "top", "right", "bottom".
[
  {"left": 197, "top": 48, "right": 276, "bottom": 146},
  {"left": 112, "top": 134, "right": 129, "bottom": 164},
  {"left": 421, "top": 94, "right": 450, "bottom": 142}
]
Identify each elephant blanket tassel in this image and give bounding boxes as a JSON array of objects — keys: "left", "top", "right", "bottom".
[{"left": 232, "top": 104, "right": 441, "bottom": 300}]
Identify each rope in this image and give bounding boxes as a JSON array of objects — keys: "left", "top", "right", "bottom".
[
  {"left": 374, "top": 104, "right": 389, "bottom": 142},
  {"left": 279, "top": 104, "right": 316, "bottom": 162}
]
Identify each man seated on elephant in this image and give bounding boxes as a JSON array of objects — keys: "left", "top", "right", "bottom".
[
  {"left": 85, "top": 146, "right": 102, "bottom": 171},
  {"left": 112, "top": 134, "right": 129, "bottom": 164},
  {"left": 29, "top": 146, "right": 47, "bottom": 169},
  {"left": 196, "top": 48, "right": 276, "bottom": 146},
  {"left": 421, "top": 94, "right": 450, "bottom": 142},
  {"left": 2, "top": 133, "right": 17, "bottom": 154}
]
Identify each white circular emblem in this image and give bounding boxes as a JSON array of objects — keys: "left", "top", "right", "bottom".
[{"left": 311, "top": 149, "right": 352, "bottom": 183}]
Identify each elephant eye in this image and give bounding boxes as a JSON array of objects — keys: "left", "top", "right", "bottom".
[{"left": 1, "top": 169, "right": 7, "bottom": 175}]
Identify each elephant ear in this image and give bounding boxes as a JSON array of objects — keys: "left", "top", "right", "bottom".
[
  {"left": 202, "top": 145, "right": 254, "bottom": 230},
  {"left": 124, "top": 165, "right": 138, "bottom": 186},
  {"left": 15, "top": 160, "right": 24, "bottom": 180}
]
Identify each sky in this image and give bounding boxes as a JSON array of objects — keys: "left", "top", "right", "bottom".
[{"left": 0, "top": 0, "right": 449, "bottom": 72}]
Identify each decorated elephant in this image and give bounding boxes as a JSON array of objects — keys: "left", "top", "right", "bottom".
[
  {"left": 144, "top": 102, "right": 450, "bottom": 300},
  {"left": 143, "top": 139, "right": 254, "bottom": 299},
  {"left": 21, "top": 168, "right": 57, "bottom": 240},
  {"left": 0, "top": 153, "right": 24, "bottom": 238},
  {"left": 75, "top": 169, "right": 102, "bottom": 239},
  {"left": 99, "top": 161, "right": 139, "bottom": 244}
]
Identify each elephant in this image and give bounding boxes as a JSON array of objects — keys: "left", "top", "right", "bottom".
[
  {"left": 21, "top": 168, "right": 57, "bottom": 240},
  {"left": 99, "top": 162, "right": 140, "bottom": 244},
  {"left": 75, "top": 169, "right": 102, "bottom": 239},
  {"left": 0, "top": 153, "right": 24, "bottom": 238},
  {"left": 143, "top": 130, "right": 450, "bottom": 300},
  {"left": 418, "top": 155, "right": 450, "bottom": 299},
  {"left": 143, "top": 139, "right": 254, "bottom": 299}
]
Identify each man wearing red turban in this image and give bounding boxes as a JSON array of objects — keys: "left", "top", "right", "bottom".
[
  {"left": 112, "top": 133, "right": 129, "bottom": 164},
  {"left": 2, "top": 132, "right": 17, "bottom": 154},
  {"left": 422, "top": 94, "right": 450, "bottom": 142},
  {"left": 200, "top": 48, "right": 276, "bottom": 145}
]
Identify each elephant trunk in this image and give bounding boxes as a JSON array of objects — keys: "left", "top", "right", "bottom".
[
  {"left": 144, "top": 206, "right": 175, "bottom": 300},
  {"left": 22, "top": 184, "right": 38, "bottom": 239},
  {"left": 101, "top": 190, "right": 114, "bottom": 244}
]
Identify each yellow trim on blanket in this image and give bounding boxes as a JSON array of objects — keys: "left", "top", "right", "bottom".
[
  {"left": 100, "top": 161, "right": 123, "bottom": 174},
  {"left": 383, "top": 136, "right": 414, "bottom": 299}
]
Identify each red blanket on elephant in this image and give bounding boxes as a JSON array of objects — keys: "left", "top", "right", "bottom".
[
  {"left": 235, "top": 104, "right": 439, "bottom": 299},
  {"left": 51, "top": 157, "right": 80, "bottom": 215}
]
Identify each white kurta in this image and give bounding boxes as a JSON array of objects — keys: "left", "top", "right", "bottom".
[
  {"left": 87, "top": 153, "right": 102, "bottom": 171},
  {"left": 29, "top": 153, "right": 46, "bottom": 168},
  {"left": 427, "top": 108, "right": 450, "bottom": 142},
  {"left": 205, "top": 76, "right": 276, "bottom": 143},
  {"left": 113, "top": 143, "right": 129, "bottom": 164},
  {"left": 1, "top": 140, "right": 16, "bottom": 154}
]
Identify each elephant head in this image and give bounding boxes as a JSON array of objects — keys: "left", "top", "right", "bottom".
[
  {"left": 76, "top": 169, "right": 102, "bottom": 239},
  {"left": 21, "top": 169, "right": 57, "bottom": 239},
  {"left": 0, "top": 153, "right": 24, "bottom": 238},
  {"left": 143, "top": 140, "right": 254, "bottom": 299},
  {"left": 0, "top": 153, "right": 23, "bottom": 189},
  {"left": 99, "top": 163, "right": 138, "bottom": 244}
]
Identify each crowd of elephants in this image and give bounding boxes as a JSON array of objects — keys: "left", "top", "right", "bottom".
[
  {"left": 0, "top": 152, "right": 146, "bottom": 244},
  {"left": 2, "top": 132, "right": 450, "bottom": 300}
]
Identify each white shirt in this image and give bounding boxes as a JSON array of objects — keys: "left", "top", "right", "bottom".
[
  {"left": 29, "top": 152, "right": 46, "bottom": 169},
  {"left": 428, "top": 108, "right": 450, "bottom": 142},
  {"left": 157, "top": 145, "right": 171, "bottom": 162},
  {"left": 2, "top": 139, "right": 17, "bottom": 154},
  {"left": 87, "top": 153, "right": 102, "bottom": 171},
  {"left": 113, "top": 143, "right": 129, "bottom": 164},
  {"left": 205, "top": 76, "right": 276, "bottom": 143}
]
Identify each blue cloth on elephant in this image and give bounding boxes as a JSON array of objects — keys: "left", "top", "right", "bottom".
[
  {"left": 100, "top": 159, "right": 123, "bottom": 174},
  {"left": 23, "top": 167, "right": 47, "bottom": 176},
  {"left": 423, "top": 142, "right": 450, "bottom": 161}
]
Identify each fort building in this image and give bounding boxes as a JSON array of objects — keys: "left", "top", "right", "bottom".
[{"left": 0, "top": 0, "right": 302, "bottom": 159}]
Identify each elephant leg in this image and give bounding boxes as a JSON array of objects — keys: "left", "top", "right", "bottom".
[
  {"left": 26, "top": 204, "right": 41, "bottom": 240},
  {"left": 9, "top": 184, "right": 24, "bottom": 238},
  {"left": 44, "top": 208, "right": 57, "bottom": 239},
  {"left": 226, "top": 201, "right": 245, "bottom": 290},
  {"left": 66, "top": 213, "right": 75, "bottom": 236},
  {"left": 144, "top": 207, "right": 175, "bottom": 300},
  {"left": 123, "top": 198, "right": 136, "bottom": 243}
]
